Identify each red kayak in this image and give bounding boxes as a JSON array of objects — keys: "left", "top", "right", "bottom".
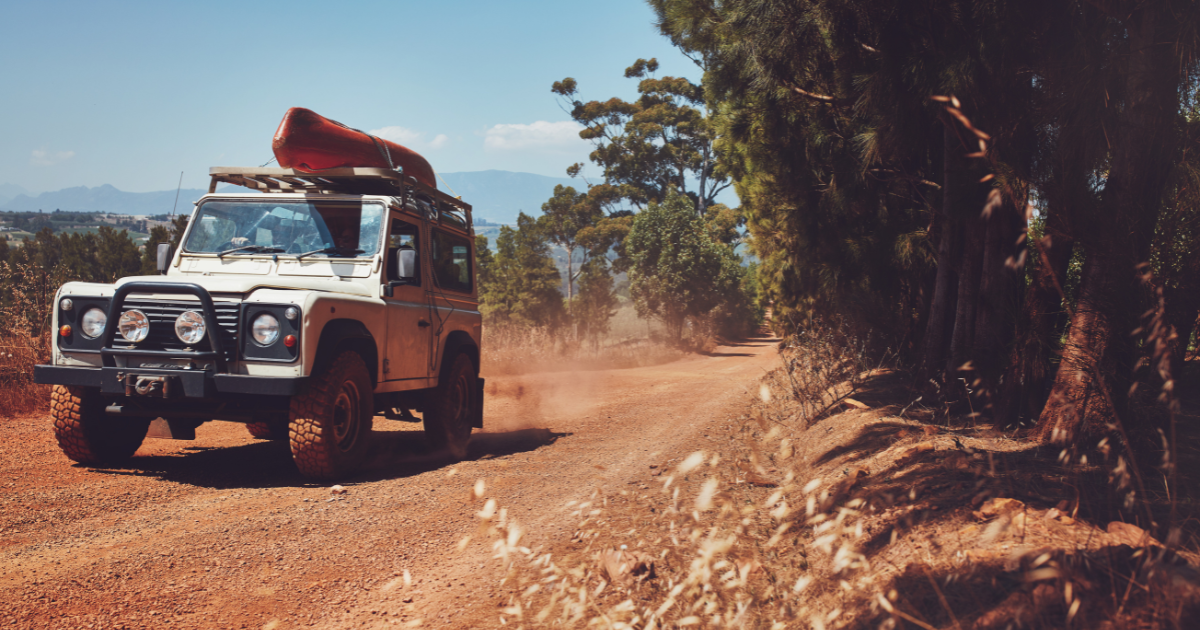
[{"left": 272, "top": 107, "right": 437, "bottom": 189}]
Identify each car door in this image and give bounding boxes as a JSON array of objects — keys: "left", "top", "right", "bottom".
[{"left": 383, "top": 213, "right": 432, "bottom": 382}]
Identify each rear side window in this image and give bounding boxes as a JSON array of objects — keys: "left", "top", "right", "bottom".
[{"left": 430, "top": 230, "right": 472, "bottom": 293}]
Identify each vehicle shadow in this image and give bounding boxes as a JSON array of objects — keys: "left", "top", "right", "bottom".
[{"left": 85, "top": 426, "right": 568, "bottom": 490}]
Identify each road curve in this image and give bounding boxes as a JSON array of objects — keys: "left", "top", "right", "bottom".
[{"left": 0, "top": 333, "right": 779, "bottom": 629}]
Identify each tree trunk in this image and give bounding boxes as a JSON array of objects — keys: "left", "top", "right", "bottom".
[
  {"left": 1036, "top": 5, "right": 1181, "bottom": 443},
  {"left": 995, "top": 210, "right": 1075, "bottom": 426},
  {"left": 972, "top": 198, "right": 1022, "bottom": 392},
  {"left": 947, "top": 208, "right": 986, "bottom": 380},
  {"left": 920, "top": 125, "right": 963, "bottom": 380}
]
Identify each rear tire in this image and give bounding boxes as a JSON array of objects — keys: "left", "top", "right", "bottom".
[
  {"left": 288, "top": 351, "right": 374, "bottom": 480},
  {"left": 424, "top": 353, "right": 476, "bottom": 459},
  {"left": 51, "top": 385, "right": 150, "bottom": 465}
]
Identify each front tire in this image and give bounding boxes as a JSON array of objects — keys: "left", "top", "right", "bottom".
[
  {"left": 424, "top": 353, "right": 476, "bottom": 459},
  {"left": 51, "top": 385, "right": 150, "bottom": 465},
  {"left": 288, "top": 351, "right": 374, "bottom": 480},
  {"left": 247, "top": 419, "right": 289, "bottom": 440}
]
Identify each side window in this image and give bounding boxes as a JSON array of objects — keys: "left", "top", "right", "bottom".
[
  {"left": 430, "top": 230, "right": 472, "bottom": 293},
  {"left": 387, "top": 216, "right": 420, "bottom": 286}
]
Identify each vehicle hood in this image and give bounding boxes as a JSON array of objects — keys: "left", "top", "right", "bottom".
[{"left": 114, "top": 275, "right": 372, "bottom": 297}]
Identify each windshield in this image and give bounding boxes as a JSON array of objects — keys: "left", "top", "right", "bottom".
[{"left": 184, "top": 200, "right": 384, "bottom": 257}]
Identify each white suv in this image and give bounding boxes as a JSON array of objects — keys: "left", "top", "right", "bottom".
[{"left": 35, "top": 167, "right": 484, "bottom": 479}]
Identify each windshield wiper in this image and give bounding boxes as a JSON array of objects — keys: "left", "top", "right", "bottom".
[
  {"left": 295, "top": 246, "right": 365, "bottom": 260},
  {"left": 216, "top": 245, "right": 285, "bottom": 259}
]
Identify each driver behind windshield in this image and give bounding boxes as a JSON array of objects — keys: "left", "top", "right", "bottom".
[{"left": 185, "top": 201, "right": 381, "bottom": 256}]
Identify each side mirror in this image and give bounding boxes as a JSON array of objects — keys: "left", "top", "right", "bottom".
[
  {"left": 396, "top": 248, "right": 417, "bottom": 281},
  {"left": 155, "top": 243, "right": 171, "bottom": 275}
]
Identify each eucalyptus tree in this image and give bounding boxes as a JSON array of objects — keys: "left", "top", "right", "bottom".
[{"left": 552, "top": 58, "right": 731, "bottom": 215}]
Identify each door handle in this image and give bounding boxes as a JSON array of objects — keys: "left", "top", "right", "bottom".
[{"left": 418, "top": 319, "right": 431, "bottom": 327}]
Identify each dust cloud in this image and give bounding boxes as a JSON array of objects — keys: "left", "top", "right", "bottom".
[{"left": 482, "top": 368, "right": 605, "bottom": 433}]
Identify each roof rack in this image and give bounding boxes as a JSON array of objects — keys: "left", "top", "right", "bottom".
[{"left": 208, "top": 166, "right": 473, "bottom": 231}]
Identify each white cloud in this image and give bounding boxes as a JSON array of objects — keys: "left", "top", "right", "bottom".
[
  {"left": 368, "top": 126, "right": 448, "bottom": 151},
  {"left": 483, "top": 121, "right": 585, "bottom": 152},
  {"left": 30, "top": 149, "right": 75, "bottom": 167}
]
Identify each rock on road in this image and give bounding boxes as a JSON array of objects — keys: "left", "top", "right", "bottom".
[{"left": 0, "top": 334, "right": 778, "bottom": 629}]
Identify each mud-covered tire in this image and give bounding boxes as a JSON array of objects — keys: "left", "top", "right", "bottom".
[
  {"left": 51, "top": 385, "right": 150, "bottom": 465},
  {"left": 246, "top": 420, "right": 288, "bottom": 440},
  {"left": 288, "top": 351, "right": 374, "bottom": 480},
  {"left": 423, "top": 353, "right": 476, "bottom": 459}
]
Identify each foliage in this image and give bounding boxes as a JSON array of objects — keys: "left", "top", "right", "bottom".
[
  {"left": 477, "top": 213, "right": 565, "bottom": 329},
  {"left": 625, "top": 190, "right": 746, "bottom": 341},
  {"left": 570, "top": 258, "right": 619, "bottom": 345},
  {"left": 652, "top": 0, "right": 1200, "bottom": 450},
  {"left": 553, "top": 58, "right": 731, "bottom": 214},
  {"left": 138, "top": 217, "right": 188, "bottom": 276}
]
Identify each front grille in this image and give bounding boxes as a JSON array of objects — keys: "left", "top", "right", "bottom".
[{"left": 118, "top": 298, "right": 240, "bottom": 360}]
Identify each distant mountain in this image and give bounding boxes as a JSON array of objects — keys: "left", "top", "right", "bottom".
[
  {"left": 1, "top": 184, "right": 208, "bottom": 216},
  {"left": 0, "top": 183, "right": 30, "bottom": 207},
  {"left": 438, "top": 170, "right": 577, "bottom": 223},
  {"left": 1, "top": 170, "right": 577, "bottom": 223}
]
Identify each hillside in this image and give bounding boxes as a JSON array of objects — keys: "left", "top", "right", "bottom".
[{"left": 0, "top": 170, "right": 578, "bottom": 224}]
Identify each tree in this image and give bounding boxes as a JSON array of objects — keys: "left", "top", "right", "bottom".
[
  {"left": 651, "top": 0, "right": 1200, "bottom": 451},
  {"left": 553, "top": 58, "right": 731, "bottom": 215},
  {"left": 139, "top": 225, "right": 174, "bottom": 276},
  {"left": 572, "top": 258, "right": 619, "bottom": 345},
  {"left": 538, "top": 185, "right": 604, "bottom": 301},
  {"left": 478, "top": 213, "right": 565, "bottom": 328},
  {"left": 626, "top": 190, "right": 741, "bottom": 341}
]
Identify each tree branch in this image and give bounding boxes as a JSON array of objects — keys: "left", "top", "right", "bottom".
[{"left": 782, "top": 81, "right": 840, "bottom": 104}]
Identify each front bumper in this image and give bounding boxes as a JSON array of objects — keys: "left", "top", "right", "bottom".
[{"left": 34, "top": 365, "right": 308, "bottom": 397}]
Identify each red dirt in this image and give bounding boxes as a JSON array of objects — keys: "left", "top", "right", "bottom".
[{"left": 0, "top": 334, "right": 780, "bottom": 629}]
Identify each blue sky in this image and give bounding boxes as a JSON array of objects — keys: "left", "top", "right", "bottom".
[{"left": 1, "top": 0, "right": 704, "bottom": 194}]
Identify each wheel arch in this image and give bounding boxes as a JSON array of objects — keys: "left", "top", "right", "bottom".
[
  {"left": 313, "top": 319, "right": 379, "bottom": 384},
  {"left": 439, "top": 330, "right": 479, "bottom": 379}
]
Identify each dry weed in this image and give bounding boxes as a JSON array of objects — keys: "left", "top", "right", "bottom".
[
  {"left": 0, "top": 260, "right": 63, "bottom": 416},
  {"left": 463, "top": 321, "right": 1200, "bottom": 629}
]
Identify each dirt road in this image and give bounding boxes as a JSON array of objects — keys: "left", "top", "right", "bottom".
[{"left": 0, "top": 334, "right": 778, "bottom": 629}]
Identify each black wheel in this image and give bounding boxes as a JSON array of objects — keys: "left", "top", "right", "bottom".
[
  {"left": 246, "top": 419, "right": 289, "bottom": 440},
  {"left": 288, "top": 351, "right": 374, "bottom": 480},
  {"left": 51, "top": 385, "right": 150, "bottom": 465},
  {"left": 424, "top": 353, "right": 476, "bottom": 459}
]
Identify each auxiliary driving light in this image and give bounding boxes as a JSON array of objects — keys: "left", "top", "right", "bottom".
[
  {"left": 252, "top": 313, "right": 280, "bottom": 346},
  {"left": 118, "top": 310, "right": 150, "bottom": 343},
  {"left": 175, "top": 311, "right": 206, "bottom": 344},
  {"left": 59, "top": 298, "right": 73, "bottom": 311},
  {"left": 80, "top": 307, "right": 107, "bottom": 339}
]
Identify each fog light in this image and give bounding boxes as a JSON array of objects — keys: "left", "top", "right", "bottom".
[
  {"left": 59, "top": 325, "right": 71, "bottom": 337},
  {"left": 284, "top": 334, "right": 296, "bottom": 348},
  {"left": 174, "top": 311, "right": 206, "bottom": 344},
  {"left": 118, "top": 310, "right": 150, "bottom": 343}
]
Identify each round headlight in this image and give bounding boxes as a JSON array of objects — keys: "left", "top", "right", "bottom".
[
  {"left": 175, "top": 311, "right": 206, "bottom": 344},
  {"left": 80, "top": 307, "right": 107, "bottom": 339},
  {"left": 252, "top": 313, "right": 280, "bottom": 346},
  {"left": 118, "top": 310, "right": 150, "bottom": 343}
]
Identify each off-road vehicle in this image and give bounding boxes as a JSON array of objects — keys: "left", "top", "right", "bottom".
[{"left": 34, "top": 167, "right": 483, "bottom": 479}]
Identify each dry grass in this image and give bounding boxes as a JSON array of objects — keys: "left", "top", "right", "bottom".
[
  {"left": 462, "top": 324, "right": 1200, "bottom": 629},
  {"left": 0, "top": 260, "right": 59, "bottom": 417}
]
